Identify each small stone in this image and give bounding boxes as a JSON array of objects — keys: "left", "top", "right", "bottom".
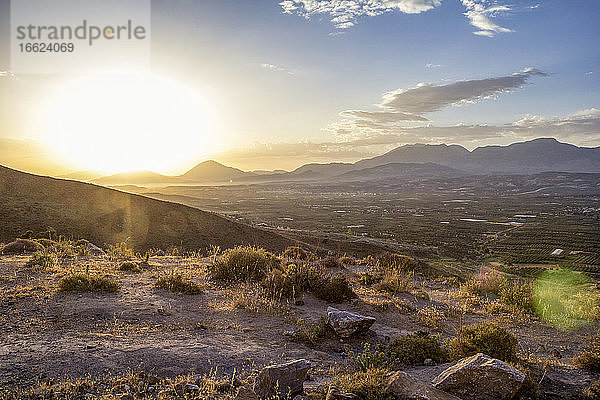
[
  {"left": 325, "top": 385, "right": 359, "bottom": 400},
  {"left": 236, "top": 385, "right": 259, "bottom": 400},
  {"left": 253, "top": 359, "right": 310, "bottom": 398},
  {"left": 386, "top": 371, "right": 461, "bottom": 400},
  {"left": 326, "top": 307, "right": 375, "bottom": 338}
]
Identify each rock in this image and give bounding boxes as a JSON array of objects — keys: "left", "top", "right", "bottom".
[
  {"left": 326, "top": 307, "right": 376, "bottom": 338},
  {"left": 325, "top": 385, "right": 359, "bottom": 399},
  {"left": 432, "top": 353, "right": 526, "bottom": 400},
  {"left": 253, "top": 359, "right": 310, "bottom": 398},
  {"left": 86, "top": 242, "right": 106, "bottom": 256},
  {"left": 185, "top": 383, "right": 200, "bottom": 392},
  {"left": 386, "top": 371, "right": 461, "bottom": 400},
  {"left": 236, "top": 385, "right": 259, "bottom": 400}
]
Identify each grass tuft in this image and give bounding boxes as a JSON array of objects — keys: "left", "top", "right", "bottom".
[
  {"left": 58, "top": 272, "right": 119, "bottom": 293},
  {"left": 155, "top": 271, "right": 202, "bottom": 294}
]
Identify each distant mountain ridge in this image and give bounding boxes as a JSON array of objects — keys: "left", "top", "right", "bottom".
[{"left": 89, "top": 138, "right": 600, "bottom": 185}]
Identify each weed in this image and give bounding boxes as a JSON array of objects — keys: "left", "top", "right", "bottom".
[
  {"left": 417, "top": 306, "right": 445, "bottom": 331},
  {"left": 350, "top": 343, "right": 393, "bottom": 372},
  {"left": 209, "top": 246, "right": 281, "bottom": 282},
  {"left": 58, "top": 271, "right": 119, "bottom": 293},
  {"left": 331, "top": 368, "right": 393, "bottom": 400},
  {"left": 294, "top": 317, "right": 332, "bottom": 347},
  {"left": 119, "top": 261, "right": 141, "bottom": 272},
  {"left": 388, "top": 331, "right": 449, "bottom": 366},
  {"left": 25, "top": 251, "right": 56, "bottom": 269}
]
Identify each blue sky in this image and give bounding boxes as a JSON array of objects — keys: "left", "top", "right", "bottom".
[{"left": 1, "top": 0, "right": 599, "bottom": 171}]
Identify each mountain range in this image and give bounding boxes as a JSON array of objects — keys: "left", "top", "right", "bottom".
[{"left": 7, "top": 138, "right": 599, "bottom": 185}]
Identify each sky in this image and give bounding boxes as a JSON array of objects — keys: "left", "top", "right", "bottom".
[{"left": 0, "top": 0, "right": 599, "bottom": 173}]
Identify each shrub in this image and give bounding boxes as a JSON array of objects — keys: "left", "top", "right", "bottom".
[
  {"left": 417, "top": 306, "right": 445, "bottom": 330},
  {"left": 155, "top": 271, "right": 202, "bottom": 294},
  {"left": 294, "top": 317, "right": 332, "bottom": 347},
  {"left": 119, "top": 261, "right": 141, "bottom": 272},
  {"left": 388, "top": 331, "right": 449, "bottom": 366},
  {"left": 499, "top": 281, "right": 533, "bottom": 311},
  {"left": 58, "top": 272, "right": 119, "bottom": 292},
  {"left": 282, "top": 246, "right": 316, "bottom": 261},
  {"left": 374, "top": 269, "right": 414, "bottom": 294},
  {"left": 209, "top": 246, "right": 280, "bottom": 282},
  {"left": 25, "top": 251, "right": 56, "bottom": 269},
  {"left": 375, "top": 253, "right": 419, "bottom": 271},
  {"left": 449, "top": 322, "right": 518, "bottom": 362},
  {"left": 350, "top": 343, "right": 393, "bottom": 372},
  {"left": 359, "top": 272, "right": 382, "bottom": 286},
  {"left": 1, "top": 239, "right": 44, "bottom": 255},
  {"left": 319, "top": 256, "right": 341, "bottom": 269},
  {"left": 229, "top": 283, "right": 283, "bottom": 314},
  {"left": 574, "top": 335, "right": 600, "bottom": 372},
  {"left": 339, "top": 256, "right": 356, "bottom": 265},
  {"left": 583, "top": 379, "right": 600, "bottom": 400},
  {"left": 312, "top": 274, "right": 355, "bottom": 303},
  {"left": 332, "top": 368, "right": 393, "bottom": 400},
  {"left": 461, "top": 266, "right": 505, "bottom": 296}
]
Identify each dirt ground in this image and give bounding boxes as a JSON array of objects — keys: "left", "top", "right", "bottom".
[{"left": 0, "top": 255, "right": 597, "bottom": 398}]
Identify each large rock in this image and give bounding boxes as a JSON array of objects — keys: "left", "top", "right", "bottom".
[
  {"left": 253, "top": 359, "right": 310, "bottom": 399},
  {"left": 236, "top": 385, "right": 259, "bottom": 400},
  {"left": 386, "top": 371, "right": 461, "bottom": 400},
  {"left": 326, "top": 307, "right": 375, "bottom": 338},
  {"left": 432, "top": 353, "right": 526, "bottom": 400}
]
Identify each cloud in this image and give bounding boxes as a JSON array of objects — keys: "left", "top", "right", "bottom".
[
  {"left": 461, "top": 0, "right": 513, "bottom": 37},
  {"left": 0, "top": 71, "right": 18, "bottom": 80},
  {"left": 425, "top": 63, "right": 442, "bottom": 69},
  {"left": 259, "top": 63, "right": 295, "bottom": 75},
  {"left": 279, "top": 0, "right": 442, "bottom": 29},
  {"left": 378, "top": 68, "right": 547, "bottom": 115},
  {"left": 340, "top": 110, "right": 429, "bottom": 122}
]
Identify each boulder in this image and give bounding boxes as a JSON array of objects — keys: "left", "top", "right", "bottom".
[
  {"left": 432, "top": 353, "right": 526, "bottom": 400},
  {"left": 1, "top": 239, "right": 44, "bottom": 255},
  {"left": 253, "top": 359, "right": 310, "bottom": 399},
  {"left": 326, "top": 307, "right": 375, "bottom": 338},
  {"left": 386, "top": 371, "right": 461, "bottom": 400},
  {"left": 325, "top": 385, "right": 358, "bottom": 399},
  {"left": 86, "top": 242, "right": 106, "bottom": 256}
]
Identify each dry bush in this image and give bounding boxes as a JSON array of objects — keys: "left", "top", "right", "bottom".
[
  {"left": 417, "top": 306, "right": 446, "bottom": 331},
  {"left": 119, "top": 261, "right": 141, "bottom": 272},
  {"left": 449, "top": 321, "right": 518, "bottom": 362},
  {"left": 319, "top": 255, "right": 341, "bottom": 269},
  {"left": 574, "top": 334, "right": 600, "bottom": 372},
  {"left": 209, "top": 246, "right": 280, "bottom": 282},
  {"left": 107, "top": 242, "right": 135, "bottom": 260},
  {"left": 281, "top": 246, "right": 316, "bottom": 261},
  {"left": 1, "top": 239, "right": 44, "bottom": 255},
  {"left": 155, "top": 271, "right": 202, "bottom": 294},
  {"left": 338, "top": 256, "right": 356, "bottom": 265},
  {"left": 460, "top": 266, "right": 505, "bottom": 296},
  {"left": 25, "top": 251, "right": 56, "bottom": 269},
  {"left": 294, "top": 317, "right": 333, "bottom": 347},
  {"left": 229, "top": 283, "right": 284, "bottom": 314},
  {"left": 388, "top": 331, "right": 449, "bottom": 366},
  {"left": 58, "top": 272, "right": 119, "bottom": 293},
  {"left": 374, "top": 269, "right": 415, "bottom": 294},
  {"left": 331, "top": 368, "right": 393, "bottom": 400}
]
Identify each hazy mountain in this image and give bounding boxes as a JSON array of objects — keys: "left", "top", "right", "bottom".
[
  {"left": 0, "top": 165, "right": 292, "bottom": 251},
  {"left": 336, "top": 162, "right": 466, "bottom": 181},
  {"left": 93, "top": 171, "right": 181, "bottom": 185},
  {"left": 356, "top": 143, "right": 470, "bottom": 170},
  {"left": 292, "top": 162, "right": 355, "bottom": 177},
  {"left": 180, "top": 160, "right": 253, "bottom": 182}
]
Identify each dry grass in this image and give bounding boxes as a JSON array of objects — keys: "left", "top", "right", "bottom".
[
  {"left": 58, "top": 272, "right": 120, "bottom": 293},
  {"left": 155, "top": 270, "right": 202, "bottom": 294},
  {"left": 209, "top": 246, "right": 281, "bottom": 282}
]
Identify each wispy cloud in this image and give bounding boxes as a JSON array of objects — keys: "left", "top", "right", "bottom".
[
  {"left": 279, "top": 0, "right": 442, "bottom": 29},
  {"left": 259, "top": 63, "right": 295, "bottom": 75},
  {"left": 461, "top": 0, "right": 513, "bottom": 37},
  {"left": 340, "top": 110, "right": 429, "bottom": 123},
  {"left": 425, "top": 63, "right": 442, "bottom": 69},
  {"left": 279, "top": 0, "right": 520, "bottom": 35}
]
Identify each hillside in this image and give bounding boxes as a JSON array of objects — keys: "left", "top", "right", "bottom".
[
  {"left": 93, "top": 170, "right": 182, "bottom": 185},
  {"left": 0, "top": 165, "right": 292, "bottom": 251},
  {"left": 336, "top": 162, "right": 466, "bottom": 181}
]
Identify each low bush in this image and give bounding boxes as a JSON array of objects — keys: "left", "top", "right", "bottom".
[
  {"left": 209, "top": 246, "right": 280, "bottom": 282},
  {"left": 417, "top": 306, "right": 445, "bottom": 330},
  {"left": 155, "top": 271, "right": 202, "bottom": 294},
  {"left": 375, "top": 253, "right": 419, "bottom": 271},
  {"left": 583, "top": 379, "right": 600, "bottom": 400},
  {"left": 374, "top": 269, "right": 414, "bottom": 294},
  {"left": 449, "top": 322, "right": 518, "bottom": 362},
  {"left": 58, "top": 272, "right": 119, "bottom": 293},
  {"left": 338, "top": 256, "right": 356, "bottom": 265},
  {"left": 25, "top": 251, "right": 56, "bottom": 269},
  {"left": 574, "top": 335, "right": 600, "bottom": 372},
  {"left": 1, "top": 239, "right": 44, "bottom": 255},
  {"left": 312, "top": 273, "right": 355, "bottom": 303},
  {"left": 460, "top": 266, "right": 505, "bottom": 297},
  {"left": 332, "top": 368, "right": 393, "bottom": 400},
  {"left": 107, "top": 242, "right": 135, "bottom": 260},
  {"left": 319, "top": 255, "right": 341, "bottom": 269},
  {"left": 294, "top": 317, "right": 333, "bottom": 347},
  {"left": 350, "top": 343, "right": 393, "bottom": 372},
  {"left": 358, "top": 272, "right": 382, "bottom": 286},
  {"left": 388, "top": 331, "right": 449, "bottom": 366},
  {"left": 119, "top": 261, "right": 141, "bottom": 272},
  {"left": 499, "top": 280, "right": 533, "bottom": 311}
]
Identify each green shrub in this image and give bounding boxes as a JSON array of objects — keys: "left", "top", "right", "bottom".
[
  {"left": 359, "top": 272, "right": 382, "bottom": 286},
  {"left": 449, "top": 322, "right": 518, "bottom": 362},
  {"left": 58, "top": 272, "right": 119, "bottom": 292},
  {"left": 332, "top": 368, "right": 393, "bottom": 400},
  {"left": 209, "top": 246, "right": 280, "bottom": 282},
  {"left": 25, "top": 251, "right": 56, "bottom": 269},
  {"left": 155, "top": 271, "right": 202, "bottom": 294},
  {"left": 388, "top": 331, "right": 449, "bottom": 366},
  {"left": 350, "top": 343, "right": 393, "bottom": 372}
]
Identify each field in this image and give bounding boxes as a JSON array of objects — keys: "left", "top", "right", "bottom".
[{"left": 132, "top": 172, "right": 600, "bottom": 277}]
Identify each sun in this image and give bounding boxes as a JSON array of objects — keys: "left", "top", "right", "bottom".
[{"left": 40, "top": 71, "right": 216, "bottom": 174}]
